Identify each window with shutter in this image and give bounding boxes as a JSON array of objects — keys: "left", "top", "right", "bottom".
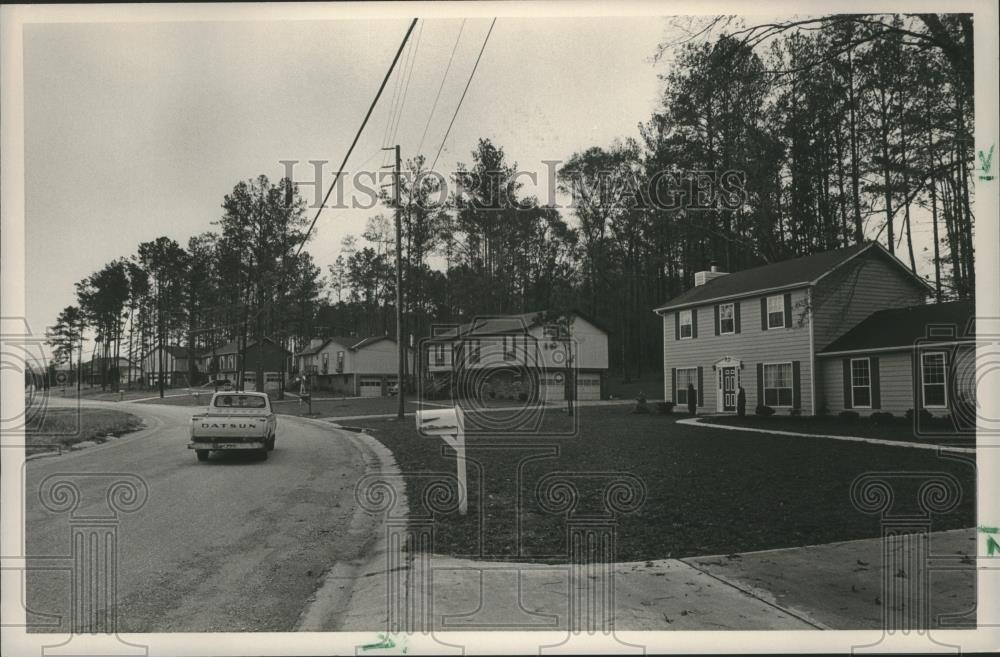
[{"left": 766, "top": 296, "right": 785, "bottom": 329}]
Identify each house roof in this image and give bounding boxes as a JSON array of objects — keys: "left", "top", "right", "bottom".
[
  {"left": 294, "top": 335, "right": 395, "bottom": 357},
  {"left": 431, "top": 309, "right": 609, "bottom": 340},
  {"left": 818, "top": 301, "right": 974, "bottom": 356},
  {"left": 653, "top": 242, "right": 930, "bottom": 312},
  {"left": 85, "top": 356, "right": 134, "bottom": 366},
  {"left": 142, "top": 345, "right": 194, "bottom": 359},
  {"left": 203, "top": 337, "right": 290, "bottom": 357}
]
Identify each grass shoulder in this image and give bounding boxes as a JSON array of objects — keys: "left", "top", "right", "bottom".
[{"left": 26, "top": 408, "right": 145, "bottom": 455}]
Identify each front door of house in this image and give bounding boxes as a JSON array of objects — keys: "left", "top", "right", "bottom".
[{"left": 722, "top": 366, "right": 737, "bottom": 411}]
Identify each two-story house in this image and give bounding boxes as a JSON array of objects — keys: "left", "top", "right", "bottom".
[
  {"left": 141, "top": 345, "right": 197, "bottom": 387},
  {"left": 655, "top": 242, "right": 973, "bottom": 416},
  {"left": 295, "top": 335, "right": 412, "bottom": 397},
  {"left": 198, "top": 337, "right": 291, "bottom": 392},
  {"left": 426, "top": 310, "right": 610, "bottom": 402}
]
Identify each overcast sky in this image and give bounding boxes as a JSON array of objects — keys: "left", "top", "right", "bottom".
[{"left": 23, "top": 16, "right": 667, "bottom": 346}]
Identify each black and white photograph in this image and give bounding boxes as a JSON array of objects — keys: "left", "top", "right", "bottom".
[{"left": 1, "top": 1, "right": 998, "bottom": 654}]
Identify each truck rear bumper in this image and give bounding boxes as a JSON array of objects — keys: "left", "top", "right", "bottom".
[{"left": 188, "top": 441, "right": 266, "bottom": 451}]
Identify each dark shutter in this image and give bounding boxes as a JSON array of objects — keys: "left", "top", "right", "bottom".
[
  {"left": 734, "top": 302, "right": 741, "bottom": 334},
  {"left": 914, "top": 351, "right": 923, "bottom": 410},
  {"left": 760, "top": 298, "right": 768, "bottom": 330},
  {"left": 692, "top": 309, "right": 698, "bottom": 338},
  {"left": 792, "top": 360, "right": 801, "bottom": 409},
  {"left": 756, "top": 363, "right": 764, "bottom": 407},
  {"left": 842, "top": 358, "right": 853, "bottom": 409},
  {"left": 714, "top": 305, "right": 720, "bottom": 336},
  {"left": 671, "top": 368, "right": 676, "bottom": 403},
  {"left": 674, "top": 312, "right": 680, "bottom": 340},
  {"left": 871, "top": 356, "right": 881, "bottom": 409},
  {"left": 697, "top": 366, "right": 704, "bottom": 407},
  {"left": 783, "top": 293, "right": 792, "bottom": 328}
]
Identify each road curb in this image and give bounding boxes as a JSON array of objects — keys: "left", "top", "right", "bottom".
[{"left": 288, "top": 415, "right": 409, "bottom": 632}]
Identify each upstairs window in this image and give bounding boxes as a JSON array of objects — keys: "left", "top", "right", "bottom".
[
  {"left": 467, "top": 339, "right": 481, "bottom": 364},
  {"left": 719, "top": 303, "right": 735, "bottom": 334},
  {"left": 433, "top": 344, "right": 445, "bottom": 366},
  {"left": 679, "top": 310, "right": 693, "bottom": 339},
  {"left": 503, "top": 336, "right": 516, "bottom": 360},
  {"left": 766, "top": 295, "right": 785, "bottom": 329}
]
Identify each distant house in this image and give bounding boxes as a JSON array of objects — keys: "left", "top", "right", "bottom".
[
  {"left": 295, "top": 335, "right": 412, "bottom": 397},
  {"left": 654, "top": 242, "right": 974, "bottom": 417},
  {"left": 199, "top": 337, "right": 291, "bottom": 392},
  {"left": 427, "top": 310, "right": 610, "bottom": 402},
  {"left": 141, "top": 345, "right": 197, "bottom": 387},
  {"left": 83, "top": 356, "right": 137, "bottom": 385}
]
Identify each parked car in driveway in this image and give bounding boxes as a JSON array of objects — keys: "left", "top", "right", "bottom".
[{"left": 189, "top": 391, "right": 276, "bottom": 462}]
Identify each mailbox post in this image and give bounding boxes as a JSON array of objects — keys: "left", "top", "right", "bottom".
[{"left": 415, "top": 406, "right": 467, "bottom": 515}]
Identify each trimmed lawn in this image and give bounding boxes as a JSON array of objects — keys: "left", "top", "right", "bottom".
[
  {"left": 362, "top": 405, "right": 975, "bottom": 563},
  {"left": 705, "top": 414, "right": 975, "bottom": 447},
  {"left": 25, "top": 408, "right": 144, "bottom": 454}
]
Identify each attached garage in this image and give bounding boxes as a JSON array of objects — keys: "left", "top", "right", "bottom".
[
  {"left": 359, "top": 377, "right": 383, "bottom": 397},
  {"left": 540, "top": 373, "right": 566, "bottom": 402},
  {"left": 576, "top": 373, "right": 602, "bottom": 400}
]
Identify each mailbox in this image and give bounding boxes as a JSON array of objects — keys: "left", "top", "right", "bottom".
[
  {"left": 415, "top": 407, "right": 464, "bottom": 436},
  {"left": 415, "top": 406, "right": 467, "bottom": 515}
]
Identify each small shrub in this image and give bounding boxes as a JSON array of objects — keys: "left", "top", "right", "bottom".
[
  {"left": 633, "top": 393, "right": 650, "bottom": 414},
  {"left": 655, "top": 401, "right": 675, "bottom": 415},
  {"left": 870, "top": 411, "right": 894, "bottom": 424},
  {"left": 789, "top": 408, "right": 802, "bottom": 416},
  {"left": 755, "top": 404, "right": 775, "bottom": 417},
  {"left": 839, "top": 410, "right": 860, "bottom": 422},
  {"left": 905, "top": 408, "right": 934, "bottom": 423},
  {"left": 816, "top": 405, "right": 829, "bottom": 417}
]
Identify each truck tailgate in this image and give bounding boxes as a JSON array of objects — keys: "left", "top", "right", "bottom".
[{"left": 191, "top": 414, "right": 270, "bottom": 440}]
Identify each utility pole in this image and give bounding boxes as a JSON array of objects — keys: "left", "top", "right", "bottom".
[{"left": 383, "top": 144, "right": 405, "bottom": 419}]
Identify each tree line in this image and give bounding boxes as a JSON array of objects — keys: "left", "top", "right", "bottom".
[{"left": 47, "top": 13, "right": 975, "bottom": 388}]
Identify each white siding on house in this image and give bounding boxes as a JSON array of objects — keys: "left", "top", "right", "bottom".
[
  {"left": 427, "top": 314, "right": 608, "bottom": 375},
  {"left": 662, "top": 287, "right": 814, "bottom": 413},
  {"left": 818, "top": 352, "right": 913, "bottom": 415},
  {"left": 354, "top": 340, "right": 412, "bottom": 375},
  {"left": 811, "top": 250, "right": 929, "bottom": 351}
]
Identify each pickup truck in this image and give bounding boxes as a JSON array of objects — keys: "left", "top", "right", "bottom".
[{"left": 189, "top": 391, "right": 277, "bottom": 462}]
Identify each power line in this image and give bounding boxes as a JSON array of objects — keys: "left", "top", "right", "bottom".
[
  {"left": 430, "top": 17, "right": 497, "bottom": 173},
  {"left": 417, "top": 19, "right": 466, "bottom": 158},
  {"left": 297, "top": 18, "right": 419, "bottom": 256},
  {"left": 379, "top": 38, "right": 409, "bottom": 167},
  {"left": 387, "top": 19, "right": 424, "bottom": 154}
]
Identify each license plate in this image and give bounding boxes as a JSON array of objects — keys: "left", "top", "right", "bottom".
[{"left": 215, "top": 443, "right": 243, "bottom": 449}]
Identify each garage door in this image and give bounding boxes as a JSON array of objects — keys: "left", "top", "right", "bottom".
[
  {"left": 576, "top": 374, "right": 602, "bottom": 401},
  {"left": 540, "top": 374, "right": 565, "bottom": 402},
  {"left": 359, "top": 377, "right": 382, "bottom": 397}
]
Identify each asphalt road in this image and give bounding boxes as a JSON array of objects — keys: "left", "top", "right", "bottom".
[{"left": 24, "top": 401, "right": 374, "bottom": 632}]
